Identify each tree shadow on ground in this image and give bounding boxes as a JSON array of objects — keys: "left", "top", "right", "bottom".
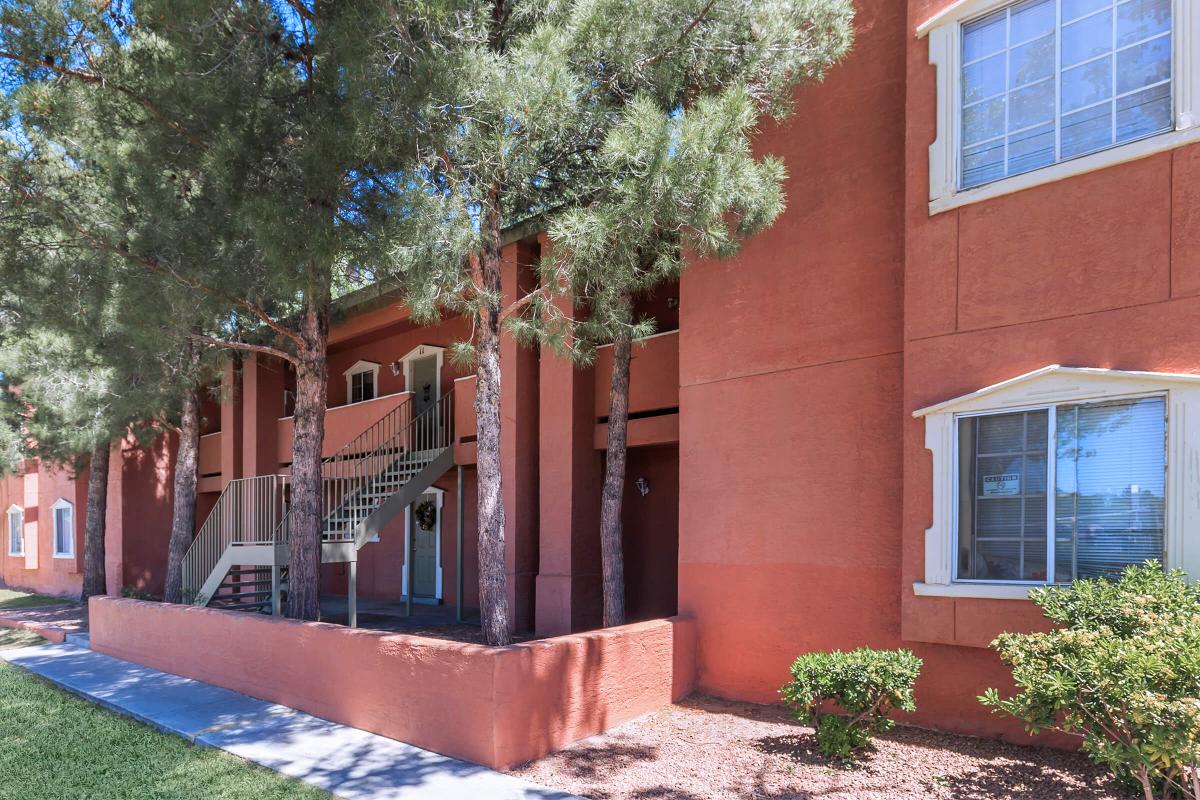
[
  {"left": 753, "top": 732, "right": 879, "bottom": 770},
  {"left": 928, "top": 758, "right": 1128, "bottom": 799},
  {"left": 543, "top": 741, "right": 660, "bottom": 781}
]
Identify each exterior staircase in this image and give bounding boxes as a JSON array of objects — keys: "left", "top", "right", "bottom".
[
  {"left": 207, "top": 566, "right": 283, "bottom": 613},
  {"left": 181, "top": 388, "right": 455, "bottom": 622}
]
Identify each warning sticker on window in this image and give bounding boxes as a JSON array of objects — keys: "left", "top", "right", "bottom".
[{"left": 983, "top": 474, "right": 1020, "bottom": 496}]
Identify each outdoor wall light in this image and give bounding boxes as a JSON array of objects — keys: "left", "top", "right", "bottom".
[{"left": 635, "top": 477, "right": 650, "bottom": 497}]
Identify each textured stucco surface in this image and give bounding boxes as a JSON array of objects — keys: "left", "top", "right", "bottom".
[{"left": 89, "top": 596, "right": 696, "bottom": 769}]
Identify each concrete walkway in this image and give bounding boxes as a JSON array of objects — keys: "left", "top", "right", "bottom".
[{"left": 1, "top": 642, "right": 578, "bottom": 800}]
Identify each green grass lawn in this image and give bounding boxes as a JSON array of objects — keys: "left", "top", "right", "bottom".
[
  {"left": 0, "top": 627, "right": 46, "bottom": 651},
  {"left": 0, "top": 655, "right": 329, "bottom": 799},
  {"left": 0, "top": 589, "right": 74, "bottom": 611}
]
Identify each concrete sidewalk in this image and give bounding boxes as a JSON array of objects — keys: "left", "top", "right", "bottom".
[{"left": 1, "top": 642, "right": 578, "bottom": 800}]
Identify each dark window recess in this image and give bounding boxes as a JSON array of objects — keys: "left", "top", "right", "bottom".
[
  {"left": 351, "top": 370, "right": 376, "bottom": 404},
  {"left": 597, "top": 406, "right": 679, "bottom": 425}
]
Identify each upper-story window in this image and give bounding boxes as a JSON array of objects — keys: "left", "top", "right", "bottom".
[
  {"left": 962, "top": 0, "right": 1172, "bottom": 189},
  {"left": 921, "top": 0, "right": 1199, "bottom": 212},
  {"left": 52, "top": 498, "right": 74, "bottom": 559},
  {"left": 343, "top": 361, "right": 380, "bottom": 405},
  {"left": 914, "top": 366, "right": 1200, "bottom": 600},
  {"left": 956, "top": 396, "right": 1164, "bottom": 583},
  {"left": 7, "top": 505, "right": 23, "bottom": 557}
]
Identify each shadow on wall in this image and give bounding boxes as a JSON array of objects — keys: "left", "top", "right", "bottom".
[
  {"left": 494, "top": 616, "right": 695, "bottom": 768},
  {"left": 87, "top": 596, "right": 696, "bottom": 770}
]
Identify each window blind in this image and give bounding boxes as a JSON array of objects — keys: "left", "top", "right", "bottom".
[{"left": 1054, "top": 396, "right": 1165, "bottom": 580}]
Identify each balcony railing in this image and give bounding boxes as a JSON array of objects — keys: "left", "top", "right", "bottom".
[{"left": 276, "top": 391, "right": 412, "bottom": 466}]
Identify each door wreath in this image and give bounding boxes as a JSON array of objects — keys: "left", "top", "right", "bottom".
[{"left": 414, "top": 499, "right": 437, "bottom": 531}]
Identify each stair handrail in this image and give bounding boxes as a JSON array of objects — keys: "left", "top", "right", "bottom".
[
  {"left": 275, "top": 386, "right": 456, "bottom": 546},
  {"left": 181, "top": 474, "right": 287, "bottom": 604}
]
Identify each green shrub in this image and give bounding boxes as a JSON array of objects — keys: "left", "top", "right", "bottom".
[
  {"left": 981, "top": 562, "right": 1200, "bottom": 799},
  {"left": 780, "top": 647, "right": 923, "bottom": 761},
  {"left": 120, "top": 586, "right": 159, "bottom": 602}
]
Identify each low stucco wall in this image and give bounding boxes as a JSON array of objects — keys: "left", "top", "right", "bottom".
[{"left": 88, "top": 596, "right": 696, "bottom": 769}]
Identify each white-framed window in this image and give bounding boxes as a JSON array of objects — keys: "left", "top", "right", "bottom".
[
  {"left": 6, "top": 505, "right": 23, "bottom": 557},
  {"left": 920, "top": 0, "right": 1200, "bottom": 213},
  {"left": 956, "top": 396, "right": 1164, "bottom": 583},
  {"left": 343, "top": 360, "right": 380, "bottom": 405},
  {"left": 915, "top": 366, "right": 1200, "bottom": 599},
  {"left": 51, "top": 498, "right": 74, "bottom": 559}
]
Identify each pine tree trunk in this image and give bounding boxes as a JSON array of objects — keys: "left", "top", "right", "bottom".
[
  {"left": 286, "top": 305, "right": 329, "bottom": 621},
  {"left": 600, "top": 294, "right": 633, "bottom": 628},
  {"left": 80, "top": 440, "right": 110, "bottom": 601},
  {"left": 164, "top": 377, "right": 200, "bottom": 604},
  {"left": 474, "top": 218, "right": 512, "bottom": 647}
]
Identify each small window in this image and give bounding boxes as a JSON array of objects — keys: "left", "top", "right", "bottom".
[
  {"left": 350, "top": 370, "right": 375, "bottom": 404},
  {"left": 956, "top": 396, "right": 1165, "bottom": 583},
  {"left": 7, "top": 506, "right": 22, "bottom": 557},
  {"left": 960, "top": 0, "right": 1173, "bottom": 189},
  {"left": 343, "top": 360, "right": 381, "bottom": 406},
  {"left": 52, "top": 499, "right": 74, "bottom": 558}
]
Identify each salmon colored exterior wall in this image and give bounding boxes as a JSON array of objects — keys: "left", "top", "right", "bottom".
[
  {"left": 0, "top": 459, "right": 86, "bottom": 599},
  {"left": 677, "top": 0, "right": 906, "bottom": 714},
  {"left": 892, "top": 0, "right": 1200, "bottom": 736},
  {"left": 14, "top": 0, "right": 1200, "bottom": 756},
  {"left": 89, "top": 596, "right": 696, "bottom": 770}
]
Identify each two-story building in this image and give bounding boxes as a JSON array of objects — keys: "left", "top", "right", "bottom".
[{"left": 5, "top": 0, "right": 1197, "bottom": 759}]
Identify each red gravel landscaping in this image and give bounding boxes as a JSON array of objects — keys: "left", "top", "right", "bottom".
[{"left": 511, "top": 695, "right": 1130, "bottom": 800}]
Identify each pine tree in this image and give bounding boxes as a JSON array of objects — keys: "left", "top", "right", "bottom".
[
  {"left": 376, "top": 0, "right": 853, "bottom": 639},
  {"left": 521, "top": 0, "right": 855, "bottom": 626},
  {"left": 0, "top": 0, "right": 440, "bottom": 618}
]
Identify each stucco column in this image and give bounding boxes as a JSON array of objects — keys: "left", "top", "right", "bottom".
[
  {"left": 500, "top": 239, "right": 540, "bottom": 632},
  {"left": 535, "top": 295, "right": 603, "bottom": 636},
  {"left": 219, "top": 358, "right": 243, "bottom": 488},
  {"left": 103, "top": 440, "right": 124, "bottom": 596},
  {"left": 241, "top": 355, "right": 285, "bottom": 478}
]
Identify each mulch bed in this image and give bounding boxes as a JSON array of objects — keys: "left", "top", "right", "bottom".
[{"left": 510, "top": 695, "right": 1129, "bottom": 800}]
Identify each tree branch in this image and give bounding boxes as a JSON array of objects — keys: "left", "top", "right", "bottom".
[
  {"left": 283, "top": 0, "right": 315, "bottom": 22},
  {"left": 0, "top": 173, "right": 304, "bottom": 349},
  {"left": 0, "top": 51, "right": 209, "bottom": 151},
  {"left": 190, "top": 333, "right": 297, "bottom": 365},
  {"left": 638, "top": 0, "right": 719, "bottom": 69}
]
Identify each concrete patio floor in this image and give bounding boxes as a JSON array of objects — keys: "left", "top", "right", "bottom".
[
  {"left": 317, "top": 595, "right": 536, "bottom": 643},
  {"left": 1, "top": 641, "right": 576, "bottom": 800}
]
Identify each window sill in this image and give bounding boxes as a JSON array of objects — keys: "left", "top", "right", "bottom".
[
  {"left": 913, "top": 582, "right": 1036, "bottom": 600},
  {"left": 52, "top": 553, "right": 75, "bottom": 560},
  {"left": 930, "top": 125, "right": 1200, "bottom": 215}
]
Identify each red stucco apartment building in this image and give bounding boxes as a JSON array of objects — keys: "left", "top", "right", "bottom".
[{"left": 5, "top": 0, "right": 1199, "bottom": 753}]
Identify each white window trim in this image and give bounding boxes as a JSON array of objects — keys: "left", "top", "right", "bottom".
[
  {"left": 343, "top": 360, "right": 381, "bottom": 405},
  {"left": 6, "top": 504, "right": 23, "bottom": 557},
  {"left": 398, "top": 345, "right": 445, "bottom": 396},
  {"left": 920, "top": 0, "right": 1200, "bottom": 215},
  {"left": 51, "top": 498, "right": 74, "bottom": 559},
  {"left": 914, "top": 365, "right": 1200, "bottom": 599},
  {"left": 401, "top": 487, "right": 444, "bottom": 603}
]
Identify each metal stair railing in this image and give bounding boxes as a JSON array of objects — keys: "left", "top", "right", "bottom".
[
  {"left": 181, "top": 474, "right": 287, "bottom": 604},
  {"left": 275, "top": 386, "right": 455, "bottom": 547}
]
